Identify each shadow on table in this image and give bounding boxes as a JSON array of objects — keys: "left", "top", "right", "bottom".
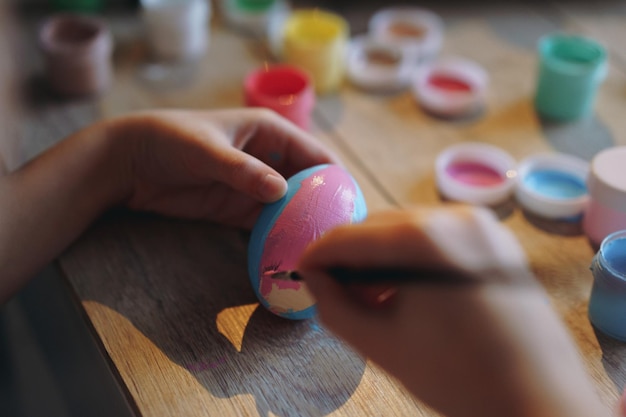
[
  {"left": 62, "top": 211, "right": 365, "bottom": 417},
  {"left": 593, "top": 327, "right": 626, "bottom": 394}
]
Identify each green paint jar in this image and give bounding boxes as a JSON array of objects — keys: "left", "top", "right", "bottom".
[
  {"left": 51, "top": 0, "right": 104, "bottom": 13},
  {"left": 534, "top": 34, "right": 607, "bottom": 121}
]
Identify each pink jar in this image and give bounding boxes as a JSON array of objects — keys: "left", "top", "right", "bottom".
[
  {"left": 39, "top": 14, "right": 113, "bottom": 97},
  {"left": 583, "top": 146, "right": 626, "bottom": 247}
]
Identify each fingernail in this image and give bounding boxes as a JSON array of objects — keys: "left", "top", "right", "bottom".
[{"left": 260, "top": 174, "right": 287, "bottom": 202}]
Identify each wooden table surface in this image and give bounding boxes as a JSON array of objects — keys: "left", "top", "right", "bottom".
[{"left": 18, "top": 1, "right": 626, "bottom": 416}]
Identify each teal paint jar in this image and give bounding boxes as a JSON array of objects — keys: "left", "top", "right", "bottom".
[
  {"left": 534, "top": 34, "right": 607, "bottom": 121},
  {"left": 588, "top": 230, "right": 626, "bottom": 341}
]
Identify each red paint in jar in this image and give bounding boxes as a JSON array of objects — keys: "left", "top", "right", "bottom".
[
  {"left": 446, "top": 161, "right": 504, "bottom": 186},
  {"left": 428, "top": 73, "right": 473, "bottom": 93}
]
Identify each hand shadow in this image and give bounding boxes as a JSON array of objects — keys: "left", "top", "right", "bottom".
[{"left": 60, "top": 211, "right": 365, "bottom": 417}]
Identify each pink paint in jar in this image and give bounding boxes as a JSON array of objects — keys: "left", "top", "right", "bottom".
[{"left": 583, "top": 146, "right": 626, "bottom": 248}]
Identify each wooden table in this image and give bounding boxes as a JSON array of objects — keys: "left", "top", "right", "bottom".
[{"left": 18, "top": 1, "right": 626, "bottom": 416}]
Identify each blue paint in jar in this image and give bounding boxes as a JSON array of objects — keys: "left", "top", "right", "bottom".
[
  {"left": 588, "top": 230, "right": 626, "bottom": 341},
  {"left": 523, "top": 169, "right": 587, "bottom": 199}
]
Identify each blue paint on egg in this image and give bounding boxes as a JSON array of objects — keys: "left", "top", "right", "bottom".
[{"left": 248, "top": 164, "right": 367, "bottom": 320}]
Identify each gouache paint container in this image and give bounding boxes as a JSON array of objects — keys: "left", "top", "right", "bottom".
[
  {"left": 244, "top": 64, "right": 315, "bottom": 130},
  {"left": 534, "top": 34, "right": 607, "bottom": 120},
  {"left": 220, "top": 0, "right": 288, "bottom": 38},
  {"left": 369, "top": 7, "right": 443, "bottom": 63},
  {"left": 346, "top": 35, "right": 417, "bottom": 92},
  {"left": 39, "top": 13, "right": 113, "bottom": 97},
  {"left": 435, "top": 142, "right": 517, "bottom": 206},
  {"left": 140, "top": 0, "right": 211, "bottom": 62},
  {"left": 282, "top": 9, "right": 349, "bottom": 94},
  {"left": 588, "top": 230, "right": 626, "bottom": 342},
  {"left": 515, "top": 153, "right": 589, "bottom": 220},
  {"left": 583, "top": 146, "right": 626, "bottom": 247},
  {"left": 412, "top": 57, "right": 488, "bottom": 118}
]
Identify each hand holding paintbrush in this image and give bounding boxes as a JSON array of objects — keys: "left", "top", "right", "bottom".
[{"left": 293, "top": 206, "right": 607, "bottom": 417}]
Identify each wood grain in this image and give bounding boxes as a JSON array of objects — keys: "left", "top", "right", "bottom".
[{"left": 16, "top": 1, "right": 624, "bottom": 416}]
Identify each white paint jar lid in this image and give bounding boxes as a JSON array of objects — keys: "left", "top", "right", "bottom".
[
  {"left": 412, "top": 57, "right": 488, "bottom": 118},
  {"left": 346, "top": 35, "right": 417, "bottom": 91},
  {"left": 587, "top": 146, "right": 626, "bottom": 211},
  {"left": 515, "top": 153, "right": 590, "bottom": 220},
  {"left": 368, "top": 7, "right": 443, "bottom": 62},
  {"left": 435, "top": 142, "right": 517, "bottom": 206}
]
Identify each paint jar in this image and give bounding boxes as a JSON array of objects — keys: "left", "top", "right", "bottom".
[
  {"left": 244, "top": 65, "right": 315, "bottom": 130},
  {"left": 435, "top": 142, "right": 517, "bottom": 206},
  {"left": 588, "top": 230, "right": 626, "bottom": 341},
  {"left": 515, "top": 153, "right": 589, "bottom": 220},
  {"left": 346, "top": 35, "right": 417, "bottom": 92},
  {"left": 220, "top": 0, "right": 288, "bottom": 38},
  {"left": 51, "top": 0, "right": 103, "bottom": 13},
  {"left": 369, "top": 7, "right": 443, "bottom": 63},
  {"left": 282, "top": 9, "right": 349, "bottom": 95},
  {"left": 39, "top": 13, "right": 113, "bottom": 97},
  {"left": 412, "top": 57, "right": 488, "bottom": 118},
  {"left": 534, "top": 34, "right": 607, "bottom": 120},
  {"left": 140, "top": 0, "right": 210, "bottom": 62},
  {"left": 583, "top": 146, "right": 626, "bottom": 247}
]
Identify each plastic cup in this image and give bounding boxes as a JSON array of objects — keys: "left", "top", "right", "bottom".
[
  {"left": 39, "top": 13, "right": 113, "bottom": 97},
  {"left": 534, "top": 34, "right": 607, "bottom": 120},
  {"left": 244, "top": 65, "right": 315, "bottom": 130},
  {"left": 583, "top": 146, "right": 626, "bottom": 247},
  {"left": 140, "top": 0, "right": 211, "bottom": 62},
  {"left": 588, "top": 230, "right": 626, "bottom": 341},
  {"left": 282, "top": 9, "right": 349, "bottom": 94}
]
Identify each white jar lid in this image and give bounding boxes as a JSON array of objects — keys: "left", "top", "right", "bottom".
[
  {"left": 412, "top": 57, "right": 488, "bottom": 118},
  {"left": 515, "top": 153, "right": 590, "bottom": 220},
  {"left": 346, "top": 35, "right": 417, "bottom": 91},
  {"left": 588, "top": 146, "right": 626, "bottom": 211},
  {"left": 435, "top": 142, "right": 517, "bottom": 206},
  {"left": 368, "top": 7, "right": 443, "bottom": 62}
]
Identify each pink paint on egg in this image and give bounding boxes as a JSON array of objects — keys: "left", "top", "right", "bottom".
[
  {"left": 258, "top": 165, "right": 358, "bottom": 313},
  {"left": 445, "top": 161, "right": 504, "bottom": 186}
]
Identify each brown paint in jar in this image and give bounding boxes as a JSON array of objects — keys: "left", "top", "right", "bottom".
[{"left": 387, "top": 21, "right": 426, "bottom": 39}]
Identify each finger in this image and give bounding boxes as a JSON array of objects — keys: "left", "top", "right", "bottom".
[
  {"left": 298, "top": 209, "right": 450, "bottom": 273},
  {"left": 231, "top": 109, "right": 342, "bottom": 177},
  {"left": 302, "top": 270, "right": 392, "bottom": 347},
  {"left": 206, "top": 144, "right": 289, "bottom": 203}
]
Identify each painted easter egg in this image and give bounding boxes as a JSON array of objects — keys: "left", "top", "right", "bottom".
[{"left": 248, "top": 164, "right": 368, "bottom": 320}]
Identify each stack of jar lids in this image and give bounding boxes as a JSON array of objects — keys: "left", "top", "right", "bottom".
[{"left": 435, "top": 142, "right": 590, "bottom": 220}]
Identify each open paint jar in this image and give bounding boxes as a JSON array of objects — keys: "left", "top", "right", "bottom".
[
  {"left": 369, "top": 7, "right": 443, "bottom": 62},
  {"left": 515, "top": 153, "right": 589, "bottom": 220},
  {"left": 346, "top": 35, "right": 416, "bottom": 91},
  {"left": 39, "top": 13, "right": 113, "bottom": 96},
  {"left": 244, "top": 65, "right": 315, "bottom": 130},
  {"left": 282, "top": 9, "right": 349, "bottom": 94},
  {"left": 435, "top": 143, "right": 517, "bottom": 206},
  {"left": 412, "top": 57, "right": 488, "bottom": 118},
  {"left": 588, "top": 230, "right": 626, "bottom": 341},
  {"left": 534, "top": 34, "right": 607, "bottom": 120},
  {"left": 583, "top": 146, "right": 626, "bottom": 247}
]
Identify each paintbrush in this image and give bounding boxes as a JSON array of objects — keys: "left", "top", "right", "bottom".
[{"left": 266, "top": 266, "right": 478, "bottom": 285}]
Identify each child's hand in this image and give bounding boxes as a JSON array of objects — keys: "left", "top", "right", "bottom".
[
  {"left": 109, "top": 108, "right": 339, "bottom": 228},
  {"left": 298, "top": 206, "right": 608, "bottom": 417}
]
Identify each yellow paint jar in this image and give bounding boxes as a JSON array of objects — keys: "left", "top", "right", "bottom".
[{"left": 282, "top": 9, "right": 348, "bottom": 94}]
